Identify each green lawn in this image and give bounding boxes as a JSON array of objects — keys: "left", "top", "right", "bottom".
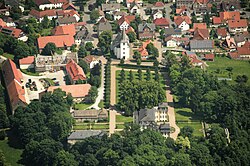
[
  {"left": 73, "top": 123, "right": 109, "bottom": 130},
  {"left": 74, "top": 103, "right": 92, "bottom": 110},
  {"left": 175, "top": 107, "right": 203, "bottom": 137},
  {"left": 0, "top": 138, "right": 23, "bottom": 166},
  {"left": 115, "top": 70, "right": 165, "bottom": 103},
  {"left": 98, "top": 100, "right": 104, "bottom": 109},
  {"left": 116, "top": 115, "right": 133, "bottom": 123},
  {"left": 207, "top": 57, "right": 250, "bottom": 85},
  {"left": 116, "top": 124, "right": 125, "bottom": 129},
  {"left": 2, "top": 53, "right": 14, "bottom": 60}
]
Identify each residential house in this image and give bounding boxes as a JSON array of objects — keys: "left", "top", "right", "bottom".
[
  {"left": 193, "top": 23, "right": 207, "bottom": 30},
  {"left": 176, "top": 6, "right": 190, "bottom": 16},
  {"left": 66, "top": 59, "right": 87, "bottom": 84},
  {"left": 111, "top": 30, "right": 130, "bottom": 60},
  {"left": 57, "top": 16, "right": 77, "bottom": 25},
  {"left": 0, "top": 26, "right": 27, "bottom": 41},
  {"left": 219, "top": 11, "right": 240, "bottom": 23},
  {"left": 19, "top": 56, "right": 35, "bottom": 69},
  {"left": 35, "top": 52, "right": 78, "bottom": 72},
  {"left": 152, "top": 1, "right": 165, "bottom": 11},
  {"left": 234, "top": 33, "right": 250, "bottom": 47},
  {"left": 0, "top": 18, "right": 6, "bottom": 27},
  {"left": 97, "top": 21, "right": 112, "bottom": 36},
  {"left": 138, "top": 40, "right": 151, "bottom": 59},
  {"left": 68, "top": 130, "right": 105, "bottom": 145},
  {"left": 174, "top": 16, "right": 191, "bottom": 31},
  {"left": 183, "top": 51, "right": 205, "bottom": 67},
  {"left": 47, "top": 84, "right": 91, "bottom": 102},
  {"left": 152, "top": 10, "right": 163, "bottom": 20},
  {"left": 223, "top": 37, "right": 236, "bottom": 50},
  {"left": 216, "top": 28, "right": 228, "bottom": 40},
  {"left": 51, "top": 24, "right": 76, "bottom": 36},
  {"left": 62, "top": 2, "right": 77, "bottom": 10},
  {"left": 2, "top": 59, "right": 27, "bottom": 113},
  {"left": 133, "top": 103, "right": 170, "bottom": 138},
  {"left": 153, "top": 18, "right": 169, "bottom": 28},
  {"left": 126, "top": 0, "right": 143, "bottom": 8},
  {"left": 57, "top": 9, "right": 80, "bottom": 22},
  {"left": 117, "top": 15, "right": 130, "bottom": 31},
  {"left": 193, "top": 28, "right": 209, "bottom": 40},
  {"left": 83, "top": 55, "right": 100, "bottom": 69},
  {"left": 192, "top": 0, "right": 212, "bottom": 21},
  {"left": 189, "top": 40, "right": 214, "bottom": 52},
  {"left": 229, "top": 46, "right": 250, "bottom": 60},
  {"left": 37, "top": 35, "right": 75, "bottom": 52},
  {"left": 129, "top": 3, "right": 142, "bottom": 15},
  {"left": 212, "top": 16, "right": 222, "bottom": 27},
  {"left": 164, "top": 36, "right": 189, "bottom": 47},
  {"left": 34, "top": 0, "right": 68, "bottom": 10},
  {"left": 75, "top": 24, "right": 94, "bottom": 45},
  {"left": 176, "top": 0, "right": 194, "bottom": 8},
  {"left": 73, "top": 109, "right": 108, "bottom": 122},
  {"left": 138, "top": 23, "right": 156, "bottom": 40},
  {"left": 114, "top": 11, "right": 127, "bottom": 20},
  {"left": 228, "top": 19, "right": 248, "bottom": 34},
  {"left": 164, "top": 28, "right": 182, "bottom": 38},
  {"left": 203, "top": 53, "right": 215, "bottom": 61},
  {"left": 2, "top": 16, "right": 16, "bottom": 27},
  {"left": 101, "top": 3, "right": 120, "bottom": 14}
]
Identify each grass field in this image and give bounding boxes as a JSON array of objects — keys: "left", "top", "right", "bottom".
[
  {"left": 73, "top": 123, "right": 109, "bottom": 130},
  {"left": 116, "top": 115, "right": 133, "bottom": 123},
  {"left": 207, "top": 57, "right": 250, "bottom": 85},
  {"left": 74, "top": 103, "right": 92, "bottom": 110},
  {"left": 0, "top": 138, "right": 23, "bottom": 166},
  {"left": 115, "top": 70, "right": 166, "bottom": 103},
  {"left": 175, "top": 107, "right": 203, "bottom": 137}
]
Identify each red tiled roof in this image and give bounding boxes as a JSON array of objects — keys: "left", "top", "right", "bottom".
[
  {"left": 193, "top": 28, "right": 209, "bottom": 40},
  {"left": 62, "top": 2, "right": 77, "bottom": 10},
  {"left": 51, "top": 24, "right": 76, "bottom": 36},
  {"left": 237, "top": 47, "right": 250, "bottom": 55},
  {"left": 242, "top": 41, "right": 250, "bottom": 48},
  {"left": 48, "top": 84, "right": 91, "bottom": 98},
  {"left": 216, "top": 28, "right": 227, "bottom": 37},
  {"left": 57, "top": 9, "right": 80, "bottom": 17},
  {"left": 193, "top": 23, "right": 207, "bottom": 30},
  {"left": 0, "top": 18, "right": 6, "bottom": 27},
  {"left": 204, "top": 54, "right": 214, "bottom": 60},
  {"left": 125, "top": 26, "right": 135, "bottom": 34},
  {"left": 84, "top": 55, "right": 96, "bottom": 64},
  {"left": 37, "top": 34, "right": 75, "bottom": 49},
  {"left": 176, "top": 6, "right": 187, "bottom": 14},
  {"left": 174, "top": 16, "right": 191, "bottom": 25},
  {"left": 228, "top": 19, "right": 248, "bottom": 28},
  {"left": 219, "top": 11, "right": 240, "bottom": 22},
  {"left": 153, "top": 18, "right": 169, "bottom": 26},
  {"left": 30, "top": 9, "right": 57, "bottom": 18},
  {"left": 213, "top": 17, "right": 222, "bottom": 25},
  {"left": 0, "top": 27, "right": 22, "bottom": 38},
  {"left": 2, "top": 59, "right": 26, "bottom": 110},
  {"left": 154, "top": 2, "right": 165, "bottom": 7},
  {"left": 66, "top": 59, "right": 86, "bottom": 81},
  {"left": 126, "top": 15, "right": 135, "bottom": 22},
  {"left": 117, "top": 15, "right": 130, "bottom": 25},
  {"left": 138, "top": 40, "right": 152, "bottom": 57},
  {"left": 126, "top": 0, "right": 141, "bottom": 3},
  {"left": 19, "top": 56, "right": 35, "bottom": 65},
  {"left": 229, "top": 52, "right": 239, "bottom": 59}
]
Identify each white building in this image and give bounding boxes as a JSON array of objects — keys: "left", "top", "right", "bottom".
[
  {"left": 35, "top": 0, "right": 67, "bottom": 10},
  {"left": 153, "top": 10, "right": 163, "bottom": 20},
  {"left": 111, "top": 30, "right": 130, "bottom": 60}
]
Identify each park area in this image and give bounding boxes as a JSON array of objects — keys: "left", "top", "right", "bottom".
[
  {"left": 207, "top": 57, "right": 250, "bottom": 85},
  {"left": 175, "top": 107, "right": 204, "bottom": 137},
  {"left": 115, "top": 69, "right": 166, "bottom": 103}
]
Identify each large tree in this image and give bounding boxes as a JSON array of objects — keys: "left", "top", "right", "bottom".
[
  {"left": 41, "top": 42, "right": 57, "bottom": 55},
  {"left": 98, "top": 31, "right": 113, "bottom": 54}
]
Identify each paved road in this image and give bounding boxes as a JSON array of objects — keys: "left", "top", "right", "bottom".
[
  {"left": 88, "top": 56, "right": 107, "bottom": 110},
  {"left": 165, "top": 74, "right": 180, "bottom": 140},
  {"left": 109, "top": 110, "right": 116, "bottom": 135},
  {"left": 165, "top": 3, "right": 174, "bottom": 27}
]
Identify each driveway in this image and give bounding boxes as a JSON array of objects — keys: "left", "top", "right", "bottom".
[
  {"left": 109, "top": 110, "right": 117, "bottom": 135},
  {"left": 88, "top": 56, "right": 107, "bottom": 109}
]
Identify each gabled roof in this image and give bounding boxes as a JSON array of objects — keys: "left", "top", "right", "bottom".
[
  {"left": 58, "top": 16, "right": 77, "bottom": 25},
  {"left": 176, "top": 6, "right": 187, "bottom": 14},
  {"left": 216, "top": 28, "right": 227, "bottom": 37},
  {"left": 19, "top": 56, "right": 35, "bottom": 65},
  {"left": 51, "top": 24, "right": 76, "bottom": 36},
  {"left": 98, "top": 22, "right": 112, "bottom": 32},
  {"left": 30, "top": 9, "right": 57, "bottom": 18},
  {"left": 138, "top": 23, "right": 155, "bottom": 32},
  {"left": 193, "top": 23, "right": 207, "bottom": 29},
  {"left": 68, "top": 130, "right": 105, "bottom": 140},
  {"left": 193, "top": 28, "right": 209, "bottom": 40},
  {"left": 204, "top": 53, "right": 214, "bottom": 60},
  {"left": 37, "top": 34, "right": 75, "bottom": 49},
  {"left": 153, "top": 18, "right": 169, "bottom": 26},
  {"left": 228, "top": 19, "right": 248, "bottom": 28},
  {"left": 225, "top": 37, "right": 236, "bottom": 48},
  {"left": 0, "top": 27, "right": 22, "bottom": 38},
  {"left": 164, "top": 28, "right": 182, "bottom": 36},
  {"left": 84, "top": 55, "right": 97, "bottom": 64},
  {"left": 190, "top": 40, "right": 213, "bottom": 49},
  {"left": 126, "top": 15, "right": 136, "bottom": 22},
  {"left": 219, "top": 11, "right": 240, "bottom": 22},
  {"left": 212, "top": 17, "right": 222, "bottom": 25},
  {"left": 2, "top": 59, "right": 27, "bottom": 110},
  {"left": 0, "top": 18, "right": 6, "bottom": 27},
  {"left": 174, "top": 16, "right": 192, "bottom": 25},
  {"left": 48, "top": 84, "right": 91, "bottom": 98},
  {"left": 138, "top": 40, "right": 152, "bottom": 57},
  {"left": 66, "top": 59, "right": 86, "bottom": 81},
  {"left": 62, "top": 2, "right": 77, "bottom": 10},
  {"left": 237, "top": 47, "right": 250, "bottom": 55},
  {"left": 117, "top": 15, "right": 130, "bottom": 26},
  {"left": 154, "top": 1, "right": 164, "bottom": 7},
  {"left": 101, "top": 3, "right": 120, "bottom": 11}
]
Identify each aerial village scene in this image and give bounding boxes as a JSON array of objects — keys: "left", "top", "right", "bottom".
[{"left": 0, "top": 0, "right": 249, "bottom": 165}]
